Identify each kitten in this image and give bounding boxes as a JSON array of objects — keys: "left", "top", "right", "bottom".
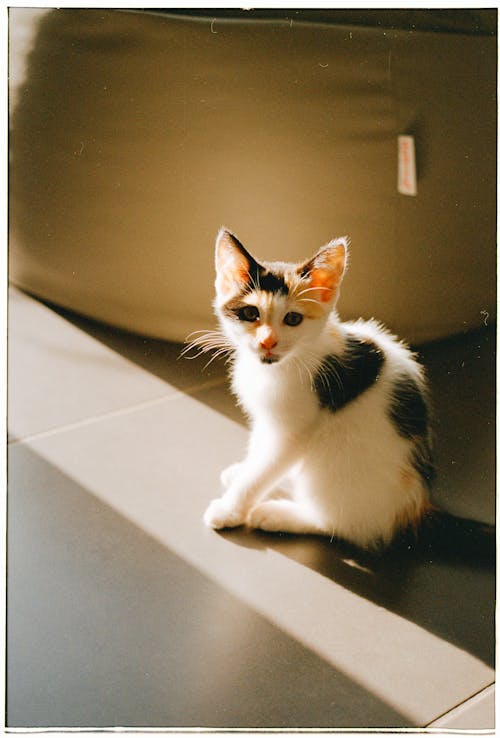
[{"left": 196, "top": 228, "right": 434, "bottom": 550}]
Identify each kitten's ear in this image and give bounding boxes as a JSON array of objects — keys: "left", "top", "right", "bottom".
[
  {"left": 300, "top": 237, "right": 348, "bottom": 303},
  {"left": 215, "top": 228, "right": 255, "bottom": 296}
]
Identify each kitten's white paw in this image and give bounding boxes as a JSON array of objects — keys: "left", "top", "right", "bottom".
[
  {"left": 204, "top": 497, "right": 245, "bottom": 530},
  {"left": 247, "top": 501, "right": 286, "bottom": 532},
  {"left": 220, "top": 463, "right": 242, "bottom": 489}
]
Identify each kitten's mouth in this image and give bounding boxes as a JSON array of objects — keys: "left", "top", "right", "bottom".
[{"left": 260, "top": 353, "right": 280, "bottom": 365}]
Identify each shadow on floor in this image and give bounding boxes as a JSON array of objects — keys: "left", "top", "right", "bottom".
[
  {"left": 41, "top": 299, "right": 226, "bottom": 384},
  {"left": 40, "top": 298, "right": 244, "bottom": 424},
  {"left": 219, "top": 511, "right": 495, "bottom": 667}
]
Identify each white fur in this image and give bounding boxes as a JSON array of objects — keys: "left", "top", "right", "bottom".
[{"left": 203, "top": 236, "right": 430, "bottom": 549}]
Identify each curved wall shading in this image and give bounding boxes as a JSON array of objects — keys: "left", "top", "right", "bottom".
[{"left": 9, "top": 9, "right": 497, "bottom": 343}]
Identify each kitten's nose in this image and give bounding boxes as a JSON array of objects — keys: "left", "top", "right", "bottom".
[{"left": 258, "top": 327, "right": 278, "bottom": 351}]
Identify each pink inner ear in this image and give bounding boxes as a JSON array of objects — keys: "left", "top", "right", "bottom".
[
  {"left": 216, "top": 238, "right": 250, "bottom": 294},
  {"left": 309, "top": 268, "right": 337, "bottom": 302},
  {"left": 306, "top": 241, "right": 346, "bottom": 302},
  {"left": 218, "top": 267, "right": 249, "bottom": 296}
]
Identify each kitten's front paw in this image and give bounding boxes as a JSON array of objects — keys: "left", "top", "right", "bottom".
[
  {"left": 248, "top": 501, "right": 284, "bottom": 532},
  {"left": 220, "top": 463, "right": 242, "bottom": 489},
  {"left": 203, "top": 498, "right": 245, "bottom": 530}
]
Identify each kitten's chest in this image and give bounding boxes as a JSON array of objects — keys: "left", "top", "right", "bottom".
[{"left": 232, "top": 357, "right": 317, "bottom": 423}]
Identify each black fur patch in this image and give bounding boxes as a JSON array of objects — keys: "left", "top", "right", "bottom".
[
  {"left": 411, "top": 440, "right": 435, "bottom": 490},
  {"left": 223, "top": 231, "right": 289, "bottom": 295},
  {"left": 389, "top": 376, "right": 435, "bottom": 489},
  {"left": 314, "top": 336, "right": 385, "bottom": 412},
  {"left": 248, "top": 266, "right": 289, "bottom": 295},
  {"left": 389, "top": 377, "right": 429, "bottom": 439}
]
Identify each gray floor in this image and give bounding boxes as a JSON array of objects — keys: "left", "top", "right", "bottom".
[{"left": 7, "top": 287, "right": 495, "bottom": 729}]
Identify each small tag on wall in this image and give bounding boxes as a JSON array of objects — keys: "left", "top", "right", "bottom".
[{"left": 398, "top": 135, "right": 417, "bottom": 196}]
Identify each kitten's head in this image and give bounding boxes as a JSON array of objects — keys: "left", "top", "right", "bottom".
[{"left": 214, "top": 228, "right": 348, "bottom": 365}]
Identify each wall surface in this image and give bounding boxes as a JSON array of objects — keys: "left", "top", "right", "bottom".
[{"left": 9, "top": 9, "right": 497, "bottom": 343}]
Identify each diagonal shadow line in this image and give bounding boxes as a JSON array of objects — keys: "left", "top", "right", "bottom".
[
  {"left": 40, "top": 302, "right": 495, "bottom": 669},
  {"left": 220, "top": 517, "right": 495, "bottom": 668}
]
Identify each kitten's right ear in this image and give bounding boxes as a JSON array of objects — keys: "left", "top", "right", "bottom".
[
  {"left": 215, "top": 228, "right": 254, "bottom": 296},
  {"left": 299, "top": 237, "right": 348, "bottom": 304}
]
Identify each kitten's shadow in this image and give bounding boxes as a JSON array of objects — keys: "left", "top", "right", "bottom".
[{"left": 219, "top": 515, "right": 495, "bottom": 667}]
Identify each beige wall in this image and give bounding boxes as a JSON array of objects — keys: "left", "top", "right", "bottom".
[{"left": 9, "top": 9, "right": 496, "bottom": 344}]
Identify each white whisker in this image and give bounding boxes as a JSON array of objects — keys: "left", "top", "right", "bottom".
[
  {"left": 297, "top": 297, "right": 321, "bottom": 306},
  {"left": 181, "top": 328, "right": 234, "bottom": 369},
  {"left": 295, "top": 285, "right": 330, "bottom": 297}
]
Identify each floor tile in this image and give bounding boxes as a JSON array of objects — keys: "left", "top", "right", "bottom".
[
  {"left": 44, "top": 298, "right": 229, "bottom": 389},
  {"left": 17, "top": 389, "right": 494, "bottom": 726},
  {"left": 7, "top": 296, "right": 495, "bottom": 729},
  {"left": 8, "top": 444, "right": 408, "bottom": 729},
  {"left": 44, "top": 298, "right": 247, "bottom": 425},
  {"left": 189, "top": 377, "right": 248, "bottom": 425},
  {"left": 428, "top": 684, "right": 495, "bottom": 730},
  {"left": 8, "top": 288, "right": 193, "bottom": 441}
]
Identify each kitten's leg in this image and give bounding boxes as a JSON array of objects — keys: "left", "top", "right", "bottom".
[
  {"left": 248, "top": 499, "right": 328, "bottom": 536},
  {"left": 204, "top": 437, "right": 303, "bottom": 530},
  {"left": 220, "top": 462, "right": 242, "bottom": 489}
]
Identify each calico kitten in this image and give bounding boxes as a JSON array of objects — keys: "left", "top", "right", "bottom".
[{"left": 195, "top": 228, "right": 434, "bottom": 550}]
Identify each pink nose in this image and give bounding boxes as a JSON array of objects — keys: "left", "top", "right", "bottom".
[{"left": 260, "top": 334, "right": 278, "bottom": 351}]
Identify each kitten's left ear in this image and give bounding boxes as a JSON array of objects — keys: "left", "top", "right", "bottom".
[
  {"left": 300, "top": 237, "right": 348, "bottom": 303},
  {"left": 215, "top": 228, "right": 256, "bottom": 297}
]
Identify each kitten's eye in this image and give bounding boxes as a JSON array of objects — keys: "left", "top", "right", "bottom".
[
  {"left": 238, "top": 305, "right": 260, "bottom": 322},
  {"left": 284, "top": 311, "right": 303, "bottom": 327}
]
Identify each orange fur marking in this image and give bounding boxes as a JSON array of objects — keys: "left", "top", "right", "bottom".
[
  {"left": 301, "top": 240, "right": 347, "bottom": 304},
  {"left": 308, "top": 268, "right": 337, "bottom": 302},
  {"left": 395, "top": 469, "right": 433, "bottom": 539},
  {"left": 400, "top": 467, "right": 416, "bottom": 489}
]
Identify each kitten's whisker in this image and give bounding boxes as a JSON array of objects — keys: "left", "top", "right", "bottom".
[
  {"left": 290, "top": 356, "right": 305, "bottom": 386},
  {"left": 293, "top": 354, "right": 312, "bottom": 388},
  {"left": 183, "top": 330, "right": 227, "bottom": 349},
  {"left": 297, "top": 298, "right": 322, "bottom": 306},
  {"left": 184, "top": 329, "right": 217, "bottom": 340},
  {"left": 182, "top": 324, "right": 233, "bottom": 367},
  {"left": 181, "top": 328, "right": 234, "bottom": 367},
  {"left": 202, "top": 347, "right": 233, "bottom": 370},
  {"left": 295, "top": 285, "right": 330, "bottom": 298},
  {"left": 248, "top": 272, "right": 260, "bottom": 293},
  {"left": 183, "top": 330, "right": 229, "bottom": 347}
]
